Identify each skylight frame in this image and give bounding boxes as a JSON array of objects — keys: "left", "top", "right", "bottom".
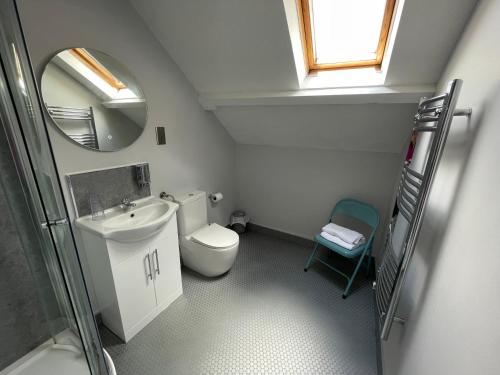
[
  {"left": 298, "top": 0, "right": 397, "bottom": 72},
  {"left": 69, "top": 48, "right": 126, "bottom": 90},
  {"left": 55, "top": 49, "right": 139, "bottom": 101}
]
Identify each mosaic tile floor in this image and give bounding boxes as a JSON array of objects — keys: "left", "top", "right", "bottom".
[{"left": 101, "top": 231, "right": 377, "bottom": 375}]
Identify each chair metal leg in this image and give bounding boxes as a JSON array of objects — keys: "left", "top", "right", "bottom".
[
  {"left": 304, "top": 242, "right": 320, "bottom": 272},
  {"left": 342, "top": 249, "right": 369, "bottom": 298}
]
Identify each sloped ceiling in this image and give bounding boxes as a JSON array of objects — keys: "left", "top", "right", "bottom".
[
  {"left": 129, "top": 0, "right": 477, "bottom": 153},
  {"left": 385, "top": 0, "right": 479, "bottom": 85},
  {"left": 216, "top": 103, "right": 416, "bottom": 153},
  {"left": 130, "top": 0, "right": 477, "bottom": 94},
  {"left": 129, "top": 0, "right": 298, "bottom": 93}
]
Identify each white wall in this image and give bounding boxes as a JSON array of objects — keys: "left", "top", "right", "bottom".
[
  {"left": 222, "top": 102, "right": 416, "bottom": 258},
  {"left": 17, "top": 0, "right": 236, "bottom": 309},
  {"left": 382, "top": 1, "right": 500, "bottom": 374},
  {"left": 236, "top": 144, "right": 403, "bottom": 256},
  {"left": 17, "top": 0, "right": 236, "bottom": 226}
]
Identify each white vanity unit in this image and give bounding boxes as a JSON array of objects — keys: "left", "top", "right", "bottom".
[{"left": 76, "top": 197, "right": 182, "bottom": 342}]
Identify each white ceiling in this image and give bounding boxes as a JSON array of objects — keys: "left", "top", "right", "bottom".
[
  {"left": 129, "top": 0, "right": 298, "bottom": 93},
  {"left": 216, "top": 103, "right": 416, "bottom": 153},
  {"left": 385, "top": 0, "right": 478, "bottom": 85},
  {"left": 130, "top": 0, "right": 477, "bottom": 95},
  {"left": 129, "top": 0, "right": 477, "bottom": 153}
]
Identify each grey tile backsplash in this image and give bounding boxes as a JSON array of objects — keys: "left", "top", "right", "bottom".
[{"left": 68, "top": 164, "right": 151, "bottom": 217}]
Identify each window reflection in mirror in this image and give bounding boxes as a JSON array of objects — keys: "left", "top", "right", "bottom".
[{"left": 41, "top": 48, "right": 147, "bottom": 152}]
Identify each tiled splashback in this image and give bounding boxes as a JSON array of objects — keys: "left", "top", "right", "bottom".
[{"left": 67, "top": 163, "right": 151, "bottom": 217}]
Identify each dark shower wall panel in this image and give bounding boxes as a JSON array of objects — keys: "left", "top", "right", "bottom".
[
  {"left": 0, "top": 129, "right": 55, "bottom": 370},
  {"left": 0, "top": 186, "right": 50, "bottom": 370}
]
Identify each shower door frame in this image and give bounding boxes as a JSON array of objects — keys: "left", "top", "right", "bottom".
[{"left": 0, "top": 1, "right": 109, "bottom": 374}]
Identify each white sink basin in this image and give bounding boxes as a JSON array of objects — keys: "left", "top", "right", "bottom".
[{"left": 76, "top": 197, "right": 178, "bottom": 242}]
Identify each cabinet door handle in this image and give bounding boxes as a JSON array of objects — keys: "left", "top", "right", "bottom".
[
  {"left": 154, "top": 249, "right": 160, "bottom": 275},
  {"left": 145, "top": 253, "right": 153, "bottom": 281}
]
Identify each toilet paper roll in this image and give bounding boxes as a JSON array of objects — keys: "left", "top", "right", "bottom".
[{"left": 209, "top": 192, "right": 223, "bottom": 203}]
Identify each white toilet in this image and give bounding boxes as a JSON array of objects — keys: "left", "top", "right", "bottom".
[{"left": 176, "top": 191, "right": 239, "bottom": 277}]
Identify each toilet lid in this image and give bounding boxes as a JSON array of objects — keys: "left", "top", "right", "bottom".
[{"left": 191, "top": 223, "right": 239, "bottom": 249}]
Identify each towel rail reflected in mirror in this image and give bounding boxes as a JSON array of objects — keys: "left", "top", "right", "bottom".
[{"left": 40, "top": 48, "right": 148, "bottom": 152}]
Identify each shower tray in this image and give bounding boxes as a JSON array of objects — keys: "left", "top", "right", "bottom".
[{"left": 0, "top": 330, "right": 116, "bottom": 375}]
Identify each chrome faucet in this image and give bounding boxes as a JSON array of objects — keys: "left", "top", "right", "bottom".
[{"left": 120, "top": 197, "right": 136, "bottom": 211}]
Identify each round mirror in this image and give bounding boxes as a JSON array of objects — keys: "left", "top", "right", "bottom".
[{"left": 41, "top": 48, "right": 147, "bottom": 152}]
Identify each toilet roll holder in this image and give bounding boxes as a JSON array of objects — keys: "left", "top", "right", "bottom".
[{"left": 209, "top": 192, "right": 223, "bottom": 203}]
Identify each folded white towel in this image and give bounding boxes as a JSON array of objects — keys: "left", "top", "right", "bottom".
[
  {"left": 320, "top": 231, "right": 360, "bottom": 250},
  {"left": 322, "top": 222, "right": 365, "bottom": 245}
]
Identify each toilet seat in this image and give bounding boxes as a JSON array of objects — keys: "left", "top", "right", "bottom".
[{"left": 190, "top": 223, "right": 239, "bottom": 249}]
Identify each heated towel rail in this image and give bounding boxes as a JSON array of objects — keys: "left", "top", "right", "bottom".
[
  {"left": 47, "top": 105, "right": 99, "bottom": 149},
  {"left": 375, "top": 79, "right": 471, "bottom": 340}
]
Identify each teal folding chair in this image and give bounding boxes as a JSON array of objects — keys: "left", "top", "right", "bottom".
[{"left": 304, "top": 198, "right": 379, "bottom": 298}]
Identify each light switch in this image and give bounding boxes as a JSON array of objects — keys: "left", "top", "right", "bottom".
[{"left": 156, "top": 126, "right": 166, "bottom": 145}]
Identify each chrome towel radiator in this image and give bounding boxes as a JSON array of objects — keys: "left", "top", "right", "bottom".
[
  {"left": 47, "top": 105, "right": 99, "bottom": 149},
  {"left": 375, "top": 79, "right": 471, "bottom": 340}
]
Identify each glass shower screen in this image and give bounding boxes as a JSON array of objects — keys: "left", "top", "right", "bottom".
[{"left": 0, "top": 1, "right": 109, "bottom": 374}]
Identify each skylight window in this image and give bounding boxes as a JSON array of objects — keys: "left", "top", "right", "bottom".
[
  {"left": 300, "top": 0, "right": 396, "bottom": 71},
  {"left": 70, "top": 48, "right": 126, "bottom": 90},
  {"left": 56, "top": 49, "right": 138, "bottom": 100}
]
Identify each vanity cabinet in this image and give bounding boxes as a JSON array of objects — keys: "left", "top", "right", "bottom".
[
  {"left": 79, "top": 215, "right": 183, "bottom": 342},
  {"left": 113, "top": 247, "right": 156, "bottom": 333}
]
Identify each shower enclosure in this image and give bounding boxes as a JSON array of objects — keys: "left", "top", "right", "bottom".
[{"left": 0, "top": 1, "right": 109, "bottom": 374}]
